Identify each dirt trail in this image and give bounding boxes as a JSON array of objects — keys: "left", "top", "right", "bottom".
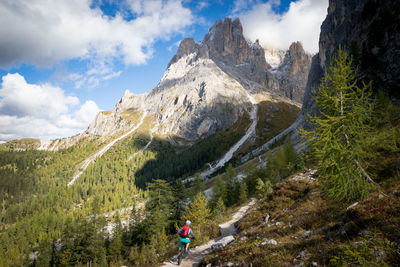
[
  {"left": 68, "top": 112, "right": 147, "bottom": 186},
  {"left": 161, "top": 199, "right": 256, "bottom": 267}
]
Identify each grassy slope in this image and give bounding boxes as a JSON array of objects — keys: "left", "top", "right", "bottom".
[
  {"left": 234, "top": 100, "right": 299, "bottom": 162},
  {"left": 2, "top": 138, "right": 41, "bottom": 151},
  {"left": 201, "top": 171, "right": 400, "bottom": 266}
]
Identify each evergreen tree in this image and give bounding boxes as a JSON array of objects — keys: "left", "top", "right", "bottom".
[
  {"left": 171, "top": 180, "right": 186, "bottom": 226},
  {"left": 146, "top": 179, "right": 174, "bottom": 220},
  {"left": 301, "top": 48, "right": 377, "bottom": 202},
  {"left": 190, "top": 173, "right": 204, "bottom": 197},
  {"left": 107, "top": 214, "right": 123, "bottom": 264},
  {"left": 255, "top": 178, "right": 272, "bottom": 199},
  {"left": 224, "top": 164, "right": 240, "bottom": 206},
  {"left": 283, "top": 137, "right": 297, "bottom": 175},
  {"left": 238, "top": 183, "right": 248, "bottom": 204},
  {"left": 185, "top": 192, "right": 211, "bottom": 243},
  {"left": 212, "top": 197, "right": 226, "bottom": 218},
  {"left": 209, "top": 176, "right": 226, "bottom": 208}
]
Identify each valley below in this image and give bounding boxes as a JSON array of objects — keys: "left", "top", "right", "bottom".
[{"left": 0, "top": 0, "right": 399, "bottom": 266}]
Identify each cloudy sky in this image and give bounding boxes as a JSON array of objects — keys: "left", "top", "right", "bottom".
[{"left": 0, "top": 0, "right": 328, "bottom": 141}]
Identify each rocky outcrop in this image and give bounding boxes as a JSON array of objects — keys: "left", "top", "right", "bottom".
[{"left": 298, "top": 0, "right": 400, "bottom": 131}]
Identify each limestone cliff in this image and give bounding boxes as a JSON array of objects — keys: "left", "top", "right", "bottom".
[{"left": 298, "top": 0, "right": 400, "bottom": 132}]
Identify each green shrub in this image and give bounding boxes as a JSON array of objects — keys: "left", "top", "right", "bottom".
[{"left": 331, "top": 232, "right": 399, "bottom": 266}]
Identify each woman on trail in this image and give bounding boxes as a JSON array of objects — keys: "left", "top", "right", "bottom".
[{"left": 178, "top": 220, "right": 195, "bottom": 254}]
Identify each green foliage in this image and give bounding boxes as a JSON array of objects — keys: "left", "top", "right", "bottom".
[
  {"left": 135, "top": 114, "right": 249, "bottom": 187},
  {"left": 244, "top": 139, "right": 299, "bottom": 198},
  {"left": 224, "top": 164, "right": 240, "bottom": 206},
  {"left": 255, "top": 178, "right": 272, "bottom": 198},
  {"left": 190, "top": 173, "right": 204, "bottom": 197},
  {"left": 107, "top": 214, "right": 124, "bottom": 264},
  {"left": 185, "top": 192, "right": 211, "bottom": 244},
  {"left": 209, "top": 176, "right": 226, "bottom": 209},
  {"left": 331, "top": 232, "right": 398, "bottom": 267},
  {"left": 212, "top": 197, "right": 226, "bottom": 218},
  {"left": 57, "top": 216, "right": 107, "bottom": 266},
  {"left": 238, "top": 183, "right": 248, "bottom": 204},
  {"left": 171, "top": 180, "right": 187, "bottom": 225},
  {"left": 301, "top": 48, "right": 375, "bottom": 202}
]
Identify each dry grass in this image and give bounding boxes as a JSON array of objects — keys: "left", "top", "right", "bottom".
[
  {"left": 102, "top": 110, "right": 112, "bottom": 115},
  {"left": 236, "top": 101, "right": 299, "bottom": 156},
  {"left": 201, "top": 171, "right": 400, "bottom": 266}
]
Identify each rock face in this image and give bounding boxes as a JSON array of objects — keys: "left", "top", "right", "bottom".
[
  {"left": 267, "top": 42, "right": 313, "bottom": 103},
  {"left": 319, "top": 0, "right": 400, "bottom": 100},
  {"left": 297, "top": 0, "right": 400, "bottom": 131},
  {"left": 42, "top": 18, "right": 311, "bottom": 149}
]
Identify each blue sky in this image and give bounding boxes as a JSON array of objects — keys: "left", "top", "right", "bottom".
[{"left": 0, "top": 0, "right": 328, "bottom": 140}]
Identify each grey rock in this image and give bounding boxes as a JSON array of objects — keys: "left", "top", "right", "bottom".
[
  {"left": 239, "top": 236, "right": 248, "bottom": 241},
  {"left": 267, "top": 239, "right": 278, "bottom": 245},
  {"left": 264, "top": 214, "right": 270, "bottom": 223},
  {"left": 211, "top": 243, "right": 224, "bottom": 251},
  {"left": 297, "top": 250, "right": 307, "bottom": 259},
  {"left": 211, "top": 235, "right": 235, "bottom": 251},
  {"left": 302, "top": 230, "right": 313, "bottom": 238}
]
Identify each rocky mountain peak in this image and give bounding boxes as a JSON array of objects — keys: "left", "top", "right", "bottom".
[
  {"left": 288, "top": 42, "right": 306, "bottom": 58},
  {"left": 203, "top": 17, "right": 269, "bottom": 70},
  {"left": 279, "top": 41, "right": 311, "bottom": 76},
  {"left": 167, "top": 38, "right": 199, "bottom": 67}
]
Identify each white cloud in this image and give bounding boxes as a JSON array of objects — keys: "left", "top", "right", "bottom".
[
  {"left": 196, "top": 1, "right": 209, "bottom": 10},
  {"left": 0, "top": 73, "right": 100, "bottom": 140},
  {"left": 235, "top": 0, "right": 328, "bottom": 53},
  {"left": 0, "top": 0, "right": 193, "bottom": 68}
]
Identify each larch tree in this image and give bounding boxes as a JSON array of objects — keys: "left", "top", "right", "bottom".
[
  {"left": 301, "top": 48, "right": 378, "bottom": 202},
  {"left": 185, "top": 192, "right": 211, "bottom": 243}
]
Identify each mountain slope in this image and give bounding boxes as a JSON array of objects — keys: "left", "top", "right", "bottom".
[{"left": 28, "top": 18, "right": 309, "bottom": 184}]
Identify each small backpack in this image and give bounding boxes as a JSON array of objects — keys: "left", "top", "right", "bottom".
[{"left": 180, "top": 226, "right": 190, "bottom": 238}]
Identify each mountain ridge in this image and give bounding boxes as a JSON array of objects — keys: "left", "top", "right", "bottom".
[{"left": 24, "top": 17, "right": 310, "bottom": 153}]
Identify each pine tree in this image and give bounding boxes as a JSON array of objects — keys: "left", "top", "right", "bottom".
[{"left": 301, "top": 48, "right": 377, "bottom": 202}]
